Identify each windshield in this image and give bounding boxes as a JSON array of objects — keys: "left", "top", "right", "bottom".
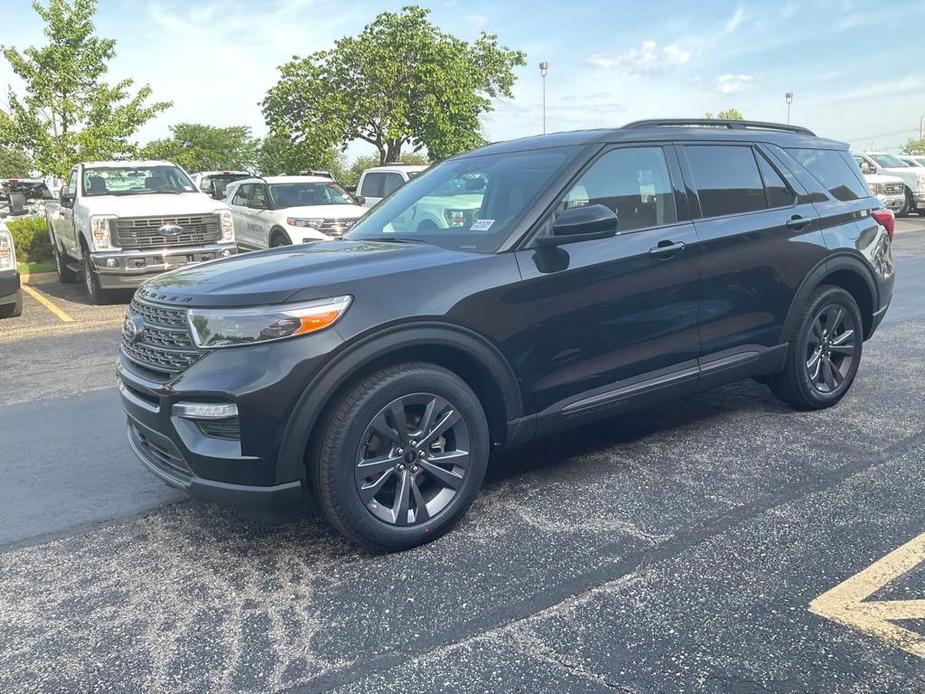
[
  {"left": 201, "top": 173, "right": 249, "bottom": 195},
  {"left": 870, "top": 153, "right": 908, "bottom": 168},
  {"left": 269, "top": 182, "right": 355, "bottom": 208},
  {"left": 345, "top": 146, "right": 578, "bottom": 253},
  {"left": 82, "top": 165, "right": 196, "bottom": 196}
]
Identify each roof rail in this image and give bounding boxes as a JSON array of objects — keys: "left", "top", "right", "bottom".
[{"left": 623, "top": 119, "right": 815, "bottom": 136}]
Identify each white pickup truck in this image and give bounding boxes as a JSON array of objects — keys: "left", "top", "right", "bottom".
[
  {"left": 853, "top": 152, "right": 925, "bottom": 217},
  {"left": 45, "top": 160, "right": 236, "bottom": 303}
]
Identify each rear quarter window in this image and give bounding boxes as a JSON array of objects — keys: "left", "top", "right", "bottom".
[{"left": 786, "top": 148, "right": 869, "bottom": 202}]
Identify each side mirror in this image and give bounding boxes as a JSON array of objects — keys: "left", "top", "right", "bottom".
[
  {"left": 354, "top": 195, "right": 366, "bottom": 205},
  {"left": 59, "top": 191, "right": 74, "bottom": 208},
  {"left": 537, "top": 204, "right": 618, "bottom": 247}
]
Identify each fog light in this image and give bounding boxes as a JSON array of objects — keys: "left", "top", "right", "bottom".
[
  {"left": 172, "top": 402, "right": 238, "bottom": 420},
  {"left": 105, "top": 257, "right": 118, "bottom": 268}
]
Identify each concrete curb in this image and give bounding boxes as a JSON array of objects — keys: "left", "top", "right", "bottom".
[{"left": 20, "top": 271, "right": 57, "bottom": 286}]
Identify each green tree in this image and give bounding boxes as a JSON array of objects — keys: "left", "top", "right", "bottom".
[
  {"left": 0, "top": 0, "right": 171, "bottom": 178},
  {"left": 262, "top": 5, "right": 524, "bottom": 165},
  {"left": 256, "top": 132, "right": 346, "bottom": 178},
  {"left": 0, "top": 146, "right": 34, "bottom": 178},
  {"left": 705, "top": 108, "right": 745, "bottom": 120},
  {"left": 343, "top": 151, "right": 429, "bottom": 188},
  {"left": 141, "top": 123, "right": 259, "bottom": 172},
  {"left": 903, "top": 138, "right": 925, "bottom": 155}
]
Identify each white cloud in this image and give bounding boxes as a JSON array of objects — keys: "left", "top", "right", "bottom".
[
  {"left": 724, "top": 7, "right": 746, "bottom": 33},
  {"left": 587, "top": 40, "right": 691, "bottom": 76},
  {"left": 716, "top": 73, "right": 754, "bottom": 94}
]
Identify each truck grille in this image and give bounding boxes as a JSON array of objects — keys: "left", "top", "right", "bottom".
[
  {"left": 883, "top": 182, "right": 904, "bottom": 196},
  {"left": 113, "top": 215, "right": 221, "bottom": 248},
  {"left": 315, "top": 218, "right": 357, "bottom": 237},
  {"left": 121, "top": 297, "right": 202, "bottom": 376}
]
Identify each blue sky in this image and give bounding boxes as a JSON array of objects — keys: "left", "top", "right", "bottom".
[{"left": 2, "top": 0, "right": 923, "bottom": 160}]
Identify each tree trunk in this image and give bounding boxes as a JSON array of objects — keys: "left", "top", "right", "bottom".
[{"left": 384, "top": 139, "right": 402, "bottom": 164}]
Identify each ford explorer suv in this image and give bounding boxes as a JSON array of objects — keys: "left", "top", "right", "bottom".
[
  {"left": 0, "top": 219, "right": 22, "bottom": 318},
  {"left": 356, "top": 164, "right": 428, "bottom": 207},
  {"left": 119, "top": 119, "right": 894, "bottom": 551},
  {"left": 853, "top": 151, "right": 925, "bottom": 216},
  {"left": 46, "top": 161, "right": 236, "bottom": 304},
  {"left": 225, "top": 175, "right": 366, "bottom": 249}
]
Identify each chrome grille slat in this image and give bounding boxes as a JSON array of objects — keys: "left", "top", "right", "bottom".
[
  {"left": 315, "top": 218, "right": 357, "bottom": 237},
  {"left": 122, "top": 297, "right": 202, "bottom": 375},
  {"left": 113, "top": 215, "right": 221, "bottom": 248}
]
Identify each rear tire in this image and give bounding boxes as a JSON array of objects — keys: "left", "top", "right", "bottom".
[
  {"left": 769, "top": 285, "right": 863, "bottom": 410},
  {"left": 311, "top": 362, "right": 490, "bottom": 552}
]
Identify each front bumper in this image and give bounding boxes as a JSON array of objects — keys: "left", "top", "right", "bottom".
[
  {"left": 915, "top": 191, "right": 925, "bottom": 206},
  {"left": 877, "top": 193, "right": 905, "bottom": 212},
  {"left": 91, "top": 242, "right": 237, "bottom": 289},
  {"left": 0, "top": 268, "right": 20, "bottom": 305}
]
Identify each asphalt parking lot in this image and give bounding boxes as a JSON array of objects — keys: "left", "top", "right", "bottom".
[{"left": 1, "top": 221, "right": 924, "bottom": 692}]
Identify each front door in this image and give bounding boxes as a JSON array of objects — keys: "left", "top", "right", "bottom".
[{"left": 515, "top": 144, "right": 702, "bottom": 416}]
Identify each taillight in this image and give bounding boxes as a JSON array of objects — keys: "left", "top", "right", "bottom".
[{"left": 871, "top": 208, "right": 894, "bottom": 241}]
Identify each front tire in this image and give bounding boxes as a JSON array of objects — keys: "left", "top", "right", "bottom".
[
  {"left": 311, "top": 363, "right": 490, "bottom": 552},
  {"left": 769, "top": 285, "right": 863, "bottom": 410},
  {"left": 81, "top": 252, "right": 110, "bottom": 305},
  {"left": 53, "top": 239, "right": 77, "bottom": 283},
  {"left": 897, "top": 188, "right": 912, "bottom": 217}
]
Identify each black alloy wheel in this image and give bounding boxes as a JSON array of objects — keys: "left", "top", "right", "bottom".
[{"left": 804, "top": 303, "right": 858, "bottom": 394}]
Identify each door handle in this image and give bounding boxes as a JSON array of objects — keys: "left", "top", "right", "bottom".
[
  {"left": 649, "top": 240, "right": 686, "bottom": 258},
  {"left": 785, "top": 215, "right": 812, "bottom": 229}
]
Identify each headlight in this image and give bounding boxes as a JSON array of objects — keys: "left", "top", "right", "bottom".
[
  {"left": 0, "top": 227, "right": 15, "bottom": 270},
  {"left": 287, "top": 217, "right": 325, "bottom": 228},
  {"left": 89, "top": 215, "right": 117, "bottom": 250},
  {"left": 217, "top": 209, "right": 234, "bottom": 242},
  {"left": 868, "top": 182, "right": 882, "bottom": 195},
  {"left": 443, "top": 209, "right": 467, "bottom": 227},
  {"left": 187, "top": 295, "right": 352, "bottom": 348}
]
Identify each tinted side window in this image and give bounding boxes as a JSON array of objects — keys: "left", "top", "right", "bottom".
[
  {"left": 360, "top": 172, "right": 384, "bottom": 198},
  {"left": 756, "top": 153, "right": 795, "bottom": 208},
  {"left": 251, "top": 184, "right": 268, "bottom": 208},
  {"left": 558, "top": 146, "right": 677, "bottom": 233},
  {"left": 67, "top": 170, "right": 78, "bottom": 196},
  {"left": 786, "top": 148, "right": 868, "bottom": 202},
  {"left": 686, "top": 145, "right": 767, "bottom": 218},
  {"left": 382, "top": 173, "right": 404, "bottom": 196}
]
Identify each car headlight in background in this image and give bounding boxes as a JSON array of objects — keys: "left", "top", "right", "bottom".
[
  {"left": 89, "top": 215, "right": 117, "bottom": 250},
  {"left": 217, "top": 209, "right": 234, "bottom": 242},
  {"left": 287, "top": 217, "right": 325, "bottom": 228},
  {"left": 444, "top": 209, "right": 467, "bottom": 227},
  {"left": 0, "top": 227, "right": 16, "bottom": 270},
  {"left": 868, "top": 182, "right": 882, "bottom": 195},
  {"left": 187, "top": 295, "right": 352, "bottom": 348}
]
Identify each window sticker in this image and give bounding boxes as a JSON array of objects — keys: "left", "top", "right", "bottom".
[{"left": 469, "top": 218, "right": 494, "bottom": 231}]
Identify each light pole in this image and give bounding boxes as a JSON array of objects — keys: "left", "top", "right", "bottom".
[
  {"left": 785, "top": 91, "right": 794, "bottom": 125},
  {"left": 539, "top": 61, "right": 549, "bottom": 134}
]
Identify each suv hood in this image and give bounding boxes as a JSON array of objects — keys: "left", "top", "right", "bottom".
[
  {"left": 140, "top": 239, "right": 479, "bottom": 307},
  {"left": 864, "top": 173, "right": 904, "bottom": 184},
  {"left": 81, "top": 192, "right": 227, "bottom": 217},
  {"left": 283, "top": 204, "right": 366, "bottom": 220}
]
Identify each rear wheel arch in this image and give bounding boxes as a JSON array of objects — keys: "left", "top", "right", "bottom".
[
  {"left": 783, "top": 253, "right": 878, "bottom": 341},
  {"left": 276, "top": 323, "right": 523, "bottom": 484}
]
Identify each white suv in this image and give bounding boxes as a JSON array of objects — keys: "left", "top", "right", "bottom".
[
  {"left": 853, "top": 152, "right": 925, "bottom": 216},
  {"left": 356, "top": 164, "right": 428, "bottom": 207},
  {"left": 225, "top": 176, "right": 366, "bottom": 249}
]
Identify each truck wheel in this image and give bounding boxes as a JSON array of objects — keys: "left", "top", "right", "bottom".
[
  {"left": 768, "top": 285, "right": 863, "bottom": 410},
  {"left": 0, "top": 290, "right": 23, "bottom": 318},
  {"left": 53, "top": 240, "right": 77, "bottom": 283},
  {"left": 897, "top": 188, "right": 912, "bottom": 218},
  {"left": 311, "top": 362, "right": 490, "bottom": 552},
  {"left": 81, "top": 253, "right": 110, "bottom": 305}
]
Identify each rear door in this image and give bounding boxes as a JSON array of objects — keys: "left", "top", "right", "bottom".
[{"left": 678, "top": 142, "right": 827, "bottom": 370}]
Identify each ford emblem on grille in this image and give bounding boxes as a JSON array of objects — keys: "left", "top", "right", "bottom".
[
  {"left": 123, "top": 314, "right": 145, "bottom": 343},
  {"left": 158, "top": 223, "right": 184, "bottom": 237}
]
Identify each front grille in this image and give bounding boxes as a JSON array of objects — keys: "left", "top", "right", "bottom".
[
  {"left": 315, "top": 218, "right": 357, "bottom": 237},
  {"left": 121, "top": 297, "right": 202, "bottom": 376},
  {"left": 113, "top": 215, "right": 221, "bottom": 248},
  {"left": 883, "top": 182, "right": 904, "bottom": 196}
]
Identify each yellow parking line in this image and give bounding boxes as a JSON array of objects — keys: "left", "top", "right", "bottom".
[{"left": 21, "top": 284, "right": 75, "bottom": 323}]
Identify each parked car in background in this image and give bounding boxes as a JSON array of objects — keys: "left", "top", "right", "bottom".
[
  {"left": 853, "top": 151, "right": 925, "bottom": 216},
  {"left": 859, "top": 171, "right": 905, "bottom": 213},
  {"left": 44, "top": 160, "right": 236, "bottom": 304},
  {"left": 225, "top": 175, "right": 366, "bottom": 249},
  {"left": 897, "top": 154, "right": 925, "bottom": 168},
  {"left": 0, "top": 218, "right": 22, "bottom": 318},
  {"left": 119, "top": 119, "right": 894, "bottom": 551},
  {"left": 0, "top": 178, "right": 55, "bottom": 218},
  {"left": 190, "top": 171, "right": 251, "bottom": 201},
  {"left": 356, "top": 164, "right": 428, "bottom": 207}
]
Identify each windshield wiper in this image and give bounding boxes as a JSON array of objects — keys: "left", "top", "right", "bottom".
[{"left": 370, "top": 236, "right": 430, "bottom": 245}]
